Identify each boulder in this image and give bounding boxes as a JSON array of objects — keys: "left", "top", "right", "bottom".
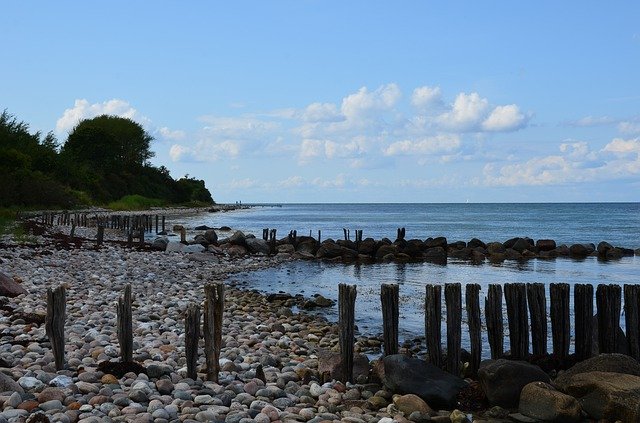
[
  {"left": 0, "top": 272, "right": 28, "bottom": 298},
  {"left": 449, "top": 241, "right": 466, "bottom": 250},
  {"left": 518, "top": 382, "right": 581, "bottom": 422},
  {"left": 204, "top": 229, "right": 218, "bottom": 244},
  {"left": 316, "top": 242, "right": 343, "bottom": 259},
  {"left": 246, "top": 238, "right": 269, "bottom": 255},
  {"left": 424, "top": 247, "right": 446, "bottom": 261},
  {"left": 358, "top": 238, "right": 377, "bottom": 255},
  {"left": 393, "top": 394, "right": 434, "bottom": 417},
  {"left": 477, "top": 359, "right": 550, "bottom": 408},
  {"left": 425, "top": 236, "right": 447, "bottom": 249},
  {"left": 194, "top": 225, "right": 213, "bottom": 230},
  {"left": 182, "top": 244, "right": 206, "bottom": 253},
  {"left": 555, "top": 353, "right": 640, "bottom": 391},
  {"left": 382, "top": 354, "right": 466, "bottom": 409},
  {"left": 0, "top": 372, "right": 24, "bottom": 393},
  {"left": 468, "top": 238, "right": 486, "bottom": 249},
  {"left": 486, "top": 242, "right": 506, "bottom": 254},
  {"left": 555, "top": 244, "right": 570, "bottom": 256},
  {"left": 569, "top": 244, "right": 589, "bottom": 257},
  {"left": 228, "top": 231, "right": 246, "bottom": 245},
  {"left": 337, "top": 239, "right": 357, "bottom": 250},
  {"left": 225, "top": 244, "right": 247, "bottom": 257},
  {"left": 561, "top": 371, "right": 640, "bottom": 422},
  {"left": 376, "top": 244, "right": 398, "bottom": 259},
  {"left": 151, "top": 237, "right": 169, "bottom": 251},
  {"left": 164, "top": 241, "right": 184, "bottom": 253},
  {"left": 296, "top": 240, "right": 317, "bottom": 255},
  {"left": 511, "top": 238, "right": 533, "bottom": 253},
  {"left": 276, "top": 244, "right": 295, "bottom": 254},
  {"left": 318, "top": 350, "right": 370, "bottom": 383},
  {"left": 193, "top": 234, "right": 207, "bottom": 245},
  {"left": 503, "top": 237, "right": 520, "bottom": 249},
  {"left": 536, "top": 239, "right": 557, "bottom": 252}
]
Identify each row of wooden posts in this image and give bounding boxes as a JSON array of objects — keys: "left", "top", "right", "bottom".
[
  {"left": 35, "top": 212, "right": 167, "bottom": 234},
  {"left": 45, "top": 280, "right": 639, "bottom": 383},
  {"left": 45, "top": 282, "right": 226, "bottom": 382}
]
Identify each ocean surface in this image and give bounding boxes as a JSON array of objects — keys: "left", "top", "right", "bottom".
[{"left": 184, "top": 203, "right": 640, "bottom": 356}]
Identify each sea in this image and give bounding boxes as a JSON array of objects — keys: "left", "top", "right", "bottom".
[{"left": 182, "top": 203, "right": 640, "bottom": 356}]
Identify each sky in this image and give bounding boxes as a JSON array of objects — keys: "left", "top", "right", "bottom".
[{"left": 2, "top": 1, "right": 639, "bottom": 203}]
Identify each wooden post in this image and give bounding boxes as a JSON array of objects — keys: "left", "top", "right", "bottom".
[
  {"left": 185, "top": 303, "right": 201, "bottom": 380},
  {"left": 162, "top": 216, "right": 166, "bottom": 233},
  {"left": 117, "top": 284, "right": 133, "bottom": 362},
  {"left": 425, "top": 284, "right": 442, "bottom": 367},
  {"left": 155, "top": 215, "right": 159, "bottom": 234},
  {"left": 466, "top": 283, "right": 481, "bottom": 375},
  {"left": 526, "top": 283, "right": 547, "bottom": 356},
  {"left": 70, "top": 221, "right": 76, "bottom": 240},
  {"left": 343, "top": 228, "right": 349, "bottom": 241},
  {"left": 46, "top": 285, "right": 66, "bottom": 370},
  {"left": 485, "top": 284, "right": 504, "bottom": 359},
  {"left": 269, "top": 229, "right": 277, "bottom": 254},
  {"left": 550, "top": 283, "right": 570, "bottom": 359},
  {"left": 504, "top": 283, "right": 529, "bottom": 359},
  {"left": 445, "top": 283, "right": 462, "bottom": 376},
  {"left": 318, "top": 230, "right": 321, "bottom": 244},
  {"left": 96, "top": 225, "right": 104, "bottom": 247},
  {"left": 596, "top": 284, "right": 622, "bottom": 354},
  {"left": 139, "top": 227, "right": 145, "bottom": 248},
  {"left": 624, "top": 284, "right": 640, "bottom": 360},
  {"left": 380, "top": 284, "right": 399, "bottom": 356},
  {"left": 338, "top": 284, "right": 357, "bottom": 382},
  {"left": 574, "top": 283, "right": 594, "bottom": 361},
  {"left": 204, "top": 282, "right": 225, "bottom": 382},
  {"left": 127, "top": 231, "right": 133, "bottom": 248},
  {"left": 263, "top": 229, "right": 269, "bottom": 241}
]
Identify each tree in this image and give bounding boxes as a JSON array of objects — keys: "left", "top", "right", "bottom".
[{"left": 61, "top": 115, "right": 154, "bottom": 172}]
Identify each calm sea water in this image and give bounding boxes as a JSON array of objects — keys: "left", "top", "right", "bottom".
[{"left": 184, "top": 203, "right": 640, "bottom": 356}]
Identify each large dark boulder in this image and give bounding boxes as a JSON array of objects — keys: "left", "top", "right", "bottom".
[
  {"left": 536, "top": 239, "right": 557, "bottom": 252},
  {"left": 555, "top": 353, "right": 640, "bottom": 392},
  {"left": 569, "top": 243, "right": 590, "bottom": 257},
  {"left": 518, "top": 382, "right": 582, "bottom": 423},
  {"left": 424, "top": 247, "right": 447, "bottom": 263},
  {"left": 511, "top": 237, "right": 533, "bottom": 253},
  {"left": 358, "top": 238, "right": 377, "bottom": 255},
  {"left": 316, "top": 241, "right": 343, "bottom": 259},
  {"left": 382, "top": 354, "right": 466, "bottom": 409},
  {"left": 204, "top": 229, "right": 218, "bottom": 244},
  {"left": 318, "top": 350, "right": 370, "bottom": 383},
  {"left": 486, "top": 242, "right": 506, "bottom": 254},
  {"left": 246, "top": 237, "right": 269, "bottom": 254},
  {"left": 402, "top": 239, "right": 426, "bottom": 258},
  {"left": 376, "top": 244, "right": 398, "bottom": 259},
  {"left": 468, "top": 238, "right": 486, "bottom": 249},
  {"left": 296, "top": 239, "right": 318, "bottom": 256},
  {"left": 337, "top": 239, "right": 357, "bottom": 250},
  {"left": 0, "top": 271, "right": 28, "bottom": 297},
  {"left": 425, "top": 236, "right": 447, "bottom": 249},
  {"left": 477, "top": 359, "right": 550, "bottom": 408},
  {"left": 228, "top": 230, "right": 246, "bottom": 246}
]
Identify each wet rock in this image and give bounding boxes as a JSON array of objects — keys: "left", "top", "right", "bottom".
[
  {"left": 204, "top": 229, "right": 218, "bottom": 244},
  {"left": 518, "top": 381, "right": 581, "bottom": 422},
  {"left": 536, "top": 239, "right": 557, "bottom": 251},
  {"left": 0, "top": 372, "right": 24, "bottom": 393},
  {"left": 392, "top": 394, "right": 434, "bottom": 416},
  {"left": 382, "top": 354, "right": 466, "bottom": 409},
  {"left": 477, "top": 359, "right": 550, "bottom": 408},
  {"left": 555, "top": 353, "right": 640, "bottom": 391},
  {"left": 0, "top": 271, "right": 28, "bottom": 297}
]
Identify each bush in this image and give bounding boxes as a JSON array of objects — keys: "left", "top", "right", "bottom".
[{"left": 107, "top": 195, "right": 166, "bottom": 211}]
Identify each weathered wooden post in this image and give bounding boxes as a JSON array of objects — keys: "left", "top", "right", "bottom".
[
  {"left": 162, "top": 216, "right": 166, "bottom": 233},
  {"left": 445, "top": 283, "right": 462, "bottom": 375},
  {"left": 574, "top": 283, "right": 594, "bottom": 361},
  {"left": 425, "top": 284, "right": 443, "bottom": 367},
  {"left": 380, "top": 284, "right": 399, "bottom": 356},
  {"left": 204, "top": 282, "right": 225, "bottom": 382},
  {"left": 485, "top": 284, "right": 504, "bottom": 359},
  {"left": 117, "top": 284, "right": 133, "bottom": 362},
  {"left": 96, "top": 225, "right": 104, "bottom": 247},
  {"left": 269, "top": 229, "right": 277, "bottom": 254},
  {"left": 127, "top": 231, "right": 133, "bottom": 248},
  {"left": 624, "top": 284, "right": 640, "bottom": 360},
  {"left": 70, "top": 221, "right": 76, "bottom": 240},
  {"left": 138, "top": 227, "right": 145, "bottom": 248},
  {"left": 596, "top": 284, "right": 622, "bottom": 354},
  {"left": 262, "top": 229, "right": 269, "bottom": 241},
  {"left": 317, "top": 230, "right": 321, "bottom": 244},
  {"left": 185, "top": 303, "right": 201, "bottom": 380},
  {"left": 338, "top": 283, "right": 357, "bottom": 382},
  {"left": 466, "top": 283, "right": 481, "bottom": 375},
  {"left": 504, "top": 283, "right": 529, "bottom": 359},
  {"left": 180, "top": 227, "right": 186, "bottom": 244},
  {"left": 526, "top": 283, "right": 547, "bottom": 356},
  {"left": 343, "top": 228, "right": 349, "bottom": 241},
  {"left": 155, "top": 215, "right": 159, "bottom": 234},
  {"left": 550, "top": 283, "right": 570, "bottom": 359},
  {"left": 46, "top": 285, "right": 66, "bottom": 370}
]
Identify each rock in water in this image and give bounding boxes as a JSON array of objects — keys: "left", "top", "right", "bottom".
[
  {"left": 245, "top": 237, "right": 269, "bottom": 254},
  {"left": 204, "top": 229, "right": 218, "bottom": 244},
  {"left": 477, "top": 359, "right": 550, "bottom": 408},
  {"left": 561, "top": 371, "right": 640, "bottom": 422},
  {"left": 518, "top": 382, "right": 581, "bottom": 422},
  {"left": 555, "top": 353, "right": 640, "bottom": 391},
  {"left": 382, "top": 354, "right": 466, "bottom": 409},
  {"left": 0, "top": 271, "right": 28, "bottom": 297}
]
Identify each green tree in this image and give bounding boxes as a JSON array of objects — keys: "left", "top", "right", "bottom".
[{"left": 61, "top": 115, "right": 154, "bottom": 172}]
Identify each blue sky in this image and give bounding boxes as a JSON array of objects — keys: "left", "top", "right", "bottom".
[{"left": 2, "top": 1, "right": 639, "bottom": 203}]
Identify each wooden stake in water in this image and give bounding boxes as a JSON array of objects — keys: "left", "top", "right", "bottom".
[
  {"left": 624, "top": 284, "right": 640, "bottom": 360},
  {"left": 504, "top": 283, "right": 529, "bottom": 359},
  {"left": 485, "top": 284, "right": 504, "bottom": 359},
  {"left": 526, "top": 282, "right": 547, "bottom": 356},
  {"left": 596, "top": 284, "right": 622, "bottom": 354},
  {"left": 465, "top": 283, "right": 481, "bottom": 375},
  {"left": 445, "top": 283, "right": 462, "bottom": 375},
  {"left": 117, "top": 284, "right": 133, "bottom": 362},
  {"left": 185, "top": 303, "right": 201, "bottom": 380},
  {"left": 338, "top": 283, "right": 357, "bottom": 382},
  {"left": 574, "top": 283, "right": 594, "bottom": 361},
  {"left": 204, "top": 282, "right": 225, "bottom": 382},
  {"left": 425, "top": 284, "right": 442, "bottom": 367},
  {"left": 380, "top": 284, "right": 399, "bottom": 356},
  {"left": 46, "top": 285, "right": 66, "bottom": 370},
  {"left": 96, "top": 225, "right": 104, "bottom": 247},
  {"left": 550, "top": 283, "right": 570, "bottom": 359}
]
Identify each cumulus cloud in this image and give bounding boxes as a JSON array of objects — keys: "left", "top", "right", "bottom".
[
  {"left": 411, "top": 86, "right": 442, "bottom": 109},
  {"left": 618, "top": 121, "right": 640, "bottom": 135},
  {"left": 481, "top": 104, "right": 527, "bottom": 131},
  {"left": 56, "top": 99, "right": 144, "bottom": 134},
  {"left": 384, "top": 135, "right": 461, "bottom": 156},
  {"left": 483, "top": 137, "right": 640, "bottom": 186},
  {"left": 341, "top": 83, "right": 401, "bottom": 121},
  {"left": 158, "top": 127, "right": 186, "bottom": 141},
  {"left": 436, "top": 92, "right": 489, "bottom": 131},
  {"left": 301, "top": 103, "right": 344, "bottom": 123},
  {"left": 566, "top": 115, "right": 616, "bottom": 127}
]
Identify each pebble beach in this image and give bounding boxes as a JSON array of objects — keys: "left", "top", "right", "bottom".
[{"left": 0, "top": 222, "right": 447, "bottom": 423}]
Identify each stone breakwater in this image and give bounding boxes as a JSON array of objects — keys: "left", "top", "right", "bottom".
[
  {"left": 2, "top": 225, "right": 640, "bottom": 422},
  {"left": 155, "top": 227, "right": 639, "bottom": 264}
]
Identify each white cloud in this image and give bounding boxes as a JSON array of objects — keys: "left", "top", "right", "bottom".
[
  {"left": 302, "top": 103, "right": 343, "bottom": 122},
  {"left": 618, "top": 121, "right": 640, "bottom": 135},
  {"left": 158, "top": 127, "right": 186, "bottom": 141},
  {"left": 341, "top": 83, "right": 401, "bottom": 121},
  {"left": 481, "top": 104, "right": 527, "bottom": 131},
  {"left": 437, "top": 92, "right": 490, "bottom": 131},
  {"left": 56, "top": 99, "right": 144, "bottom": 134},
  {"left": 279, "top": 176, "right": 306, "bottom": 188},
  {"left": 603, "top": 138, "right": 640, "bottom": 155},
  {"left": 411, "top": 86, "right": 442, "bottom": 109},
  {"left": 169, "top": 144, "right": 191, "bottom": 162},
  {"left": 384, "top": 134, "right": 461, "bottom": 156},
  {"left": 199, "top": 116, "right": 279, "bottom": 139},
  {"left": 567, "top": 115, "right": 616, "bottom": 127},
  {"left": 298, "top": 139, "right": 323, "bottom": 162}
]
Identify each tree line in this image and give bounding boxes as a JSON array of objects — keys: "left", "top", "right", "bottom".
[{"left": 0, "top": 110, "right": 213, "bottom": 209}]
